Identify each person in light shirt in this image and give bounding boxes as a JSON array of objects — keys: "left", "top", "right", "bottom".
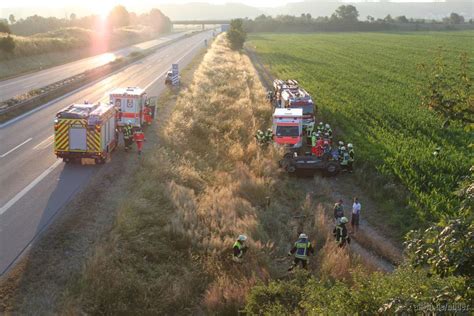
[{"left": 351, "top": 197, "right": 361, "bottom": 234}]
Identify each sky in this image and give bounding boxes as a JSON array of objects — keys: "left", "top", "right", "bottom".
[{"left": 0, "top": 0, "right": 442, "bottom": 10}]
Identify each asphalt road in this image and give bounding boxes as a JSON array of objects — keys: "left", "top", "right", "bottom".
[
  {"left": 0, "top": 30, "right": 214, "bottom": 275},
  {"left": 0, "top": 31, "right": 195, "bottom": 102}
]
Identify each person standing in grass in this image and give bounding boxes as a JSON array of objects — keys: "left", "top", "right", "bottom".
[
  {"left": 288, "top": 233, "right": 314, "bottom": 271},
  {"left": 334, "top": 199, "right": 344, "bottom": 222},
  {"left": 351, "top": 197, "right": 361, "bottom": 234},
  {"left": 232, "top": 235, "right": 248, "bottom": 263},
  {"left": 333, "top": 217, "right": 351, "bottom": 247}
]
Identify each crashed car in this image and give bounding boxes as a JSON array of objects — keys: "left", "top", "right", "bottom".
[
  {"left": 279, "top": 152, "right": 340, "bottom": 176},
  {"left": 165, "top": 71, "right": 173, "bottom": 85}
]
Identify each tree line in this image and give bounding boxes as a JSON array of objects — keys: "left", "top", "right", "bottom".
[
  {"left": 243, "top": 5, "right": 473, "bottom": 33},
  {"left": 0, "top": 5, "right": 172, "bottom": 37}
]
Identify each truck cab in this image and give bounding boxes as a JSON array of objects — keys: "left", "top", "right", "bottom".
[
  {"left": 280, "top": 88, "right": 315, "bottom": 127},
  {"left": 272, "top": 108, "right": 304, "bottom": 149}
]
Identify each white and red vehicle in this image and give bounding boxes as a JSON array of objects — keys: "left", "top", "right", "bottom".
[
  {"left": 280, "top": 87, "right": 315, "bottom": 127},
  {"left": 273, "top": 79, "right": 299, "bottom": 106},
  {"left": 109, "top": 87, "right": 149, "bottom": 128},
  {"left": 272, "top": 108, "right": 304, "bottom": 149}
]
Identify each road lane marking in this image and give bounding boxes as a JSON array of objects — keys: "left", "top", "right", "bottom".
[
  {"left": 0, "top": 159, "right": 62, "bottom": 216},
  {"left": 0, "top": 138, "right": 32, "bottom": 158},
  {"left": 33, "top": 135, "right": 54, "bottom": 150}
]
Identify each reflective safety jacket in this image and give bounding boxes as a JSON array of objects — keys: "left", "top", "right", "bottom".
[
  {"left": 333, "top": 224, "right": 350, "bottom": 245},
  {"left": 340, "top": 152, "right": 350, "bottom": 165},
  {"left": 123, "top": 126, "right": 133, "bottom": 139},
  {"left": 289, "top": 238, "right": 314, "bottom": 260},
  {"left": 233, "top": 241, "right": 244, "bottom": 258},
  {"left": 349, "top": 149, "right": 354, "bottom": 162}
]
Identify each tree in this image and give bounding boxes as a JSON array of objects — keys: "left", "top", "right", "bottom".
[
  {"left": 384, "top": 14, "right": 394, "bottom": 23},
  {"left": 405, "top": 211, "right": 473, "bottom": 278},
  {"left": 8, "top": 14, "right": 15, "bottom": 25},
  {"left": 396, "top": 15, "right": 409, "bottom": 23},
  {"left": 417, "top": 51, "right": 473, "bottom": 126},
  {"left": 0, "top": 21, "right": 11, "bottom": 34},
  {"left": 448, "top": 12, "right": 464, "bottom": 24},
  {"left": 227, "top": 19, "right": 246, "bottom": 50},
  {"left": 366, "top": 15, "right": 375, "bottom": 22},
  {"left": 147, "top": 8, "right": 171, "bottom": 33},
  {"left": 70, "top": 13, "right": 77, "bottom": 21},
  {"left": 334, "top": 5, "right": 359, "bottom": 23},
  {"left": 107, "top": 5, "right": 130, "bottom": 29},
  {"left": 0, "top": 35, "right": 15, "bottom": 53}
]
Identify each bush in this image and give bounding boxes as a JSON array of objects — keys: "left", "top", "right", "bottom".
[
  {"left": 227, "top": 19, "right": 246, "bottom": 50},
  {"left": 0, "top": 35, "right": 15, "bottom": 53}
]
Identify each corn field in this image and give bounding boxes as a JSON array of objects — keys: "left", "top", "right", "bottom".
[{"left": 249, "top": 31, "right": 473, "bottom": 230}]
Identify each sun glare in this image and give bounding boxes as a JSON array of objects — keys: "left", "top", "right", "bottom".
[{"left": 94, "top": 1, "right": 115, "bottom": 19}]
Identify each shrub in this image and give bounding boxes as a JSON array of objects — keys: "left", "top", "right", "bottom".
[{"left": 0, "top": 35, "right": 15, "bottom": 53}]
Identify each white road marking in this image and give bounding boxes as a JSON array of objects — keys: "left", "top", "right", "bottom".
[
  {"left": 33, "top": 135, "right": 54, "bottom": 150},
  {"left": 0, "top": 138, "right": 32, "bottom": 158},
  {"left": 0, "top": 159, "right": 62, "bottom": 216}
]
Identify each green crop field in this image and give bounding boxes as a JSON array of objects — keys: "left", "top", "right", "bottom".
[{"left": 249, "top": 31, "right": 473, "bottom": 233}]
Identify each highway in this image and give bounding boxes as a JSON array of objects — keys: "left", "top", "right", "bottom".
[
  {"left": 0, "top": 30, "right": 213, "bottom": 275},
  {"left": 0, "top": 31, "right": 195, "bottom": 102}
]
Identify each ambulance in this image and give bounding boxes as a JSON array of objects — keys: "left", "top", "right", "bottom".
[
  {"left": 54, "top": 102, "right": 117, "bottom": 163},
  {"left": 272, "top": 108, "right": 304, "bottom": 149},
  {"left": 109, "top": 87, "right": 150, "bottom": 128}
]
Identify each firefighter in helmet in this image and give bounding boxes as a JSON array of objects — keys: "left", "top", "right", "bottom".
[
  {"left": 232, "top": 235, "right": 248, "bottom": 263},
  {"left": 288, "top": 233, "right": 314, "bottom": 270},
  {"left": 123, "top": 122, "right": 133, "bottom": 151}
]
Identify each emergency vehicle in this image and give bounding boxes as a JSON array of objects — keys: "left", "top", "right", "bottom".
[
  {"left": 272, "top": 108, "right": 304, "bottom": 149},
  {"left": 280, "top": 88, "right": 315, "bottom": 127},
  {"left": 54, "top": 102, "right": 117, "bottom": 163},
  {"left": 273, "top": 79, "right": 299, "bottom": 107},
  {"left": 109, "top": 87, "right": 152, "bottom": 128}
]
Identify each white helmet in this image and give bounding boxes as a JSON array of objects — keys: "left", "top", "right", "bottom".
[
  {"left": 340, "top": 217, "right": 349, "bottom": 224},
  {"left": 319, "top": 122, "right": 323, "bottom": 125},
  {"left": 339, "top": 141, "right": 344, "bottom": 146},
  {"left": 325, "top": 124, "right": 330, "bottom": 129},
  {"left": 341, "top": 146, "right": 346, "bottom": 151},
  {"left": 299, "top": 233, "right": 308, "bottom": 239},
  {"left": 237, "top": 235, "right": 247, "bottom": 242},
  {"left": 347, "top": 143, "right": 353, "bottom": 148}
]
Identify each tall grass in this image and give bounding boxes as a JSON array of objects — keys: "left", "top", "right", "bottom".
[{"left": 62, "top": 34, "right": 366, "bottom": 314}]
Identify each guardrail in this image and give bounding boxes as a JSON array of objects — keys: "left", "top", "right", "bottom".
[{"left": 0, "top": 31, "right": 201, "bottom": 121}]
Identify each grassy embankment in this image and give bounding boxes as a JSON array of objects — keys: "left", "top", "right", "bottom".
[
  {"left": 0, "top": 25, "right": 161, "bottom": 79},
  {"left": 59, "top": 34, "right": 374, "bottom": 314},
  {"left": 248, "top": 31, "right": 473, "bottom": 238}
]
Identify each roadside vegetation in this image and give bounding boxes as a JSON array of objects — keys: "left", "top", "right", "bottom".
[
  {"left": 0, "top": 6, "right": 172, "bottom": 78},
  {"left": 248, "top": 31, "right": 473, "bottom": 238}
]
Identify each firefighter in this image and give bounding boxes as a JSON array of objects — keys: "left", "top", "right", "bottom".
[
  {"left": 333, "top": 217, "right": 351, "bottom": 247},
  {"left": 288, "top": 233, "right": 314, "bottom": 271},
  {"left": 347, "top": 143, "right": 354, "bottom": 173},
  {"left": 340, "top": 146, "right": 350, "bottom": 171},
  {"left": 325, "top": 123, "right": 333, "bottom": 137},
  {"left": 232, "top": 235, "right": 248, "bottom": 263},
  {"left": 337, "top": 141, "right": 345, "bottom": 155},
  {"left": 311, "top": 131, "right": 317, "bottom": 147},
  {"left": 317, "top": 122, "right": 324, "bottom": 133},
  {"left": 144, "top": 107, "right": 153, "bottom": 125},
  {"left": 133, "top": 127, "right": 145, "bottom": 155},
  {"left": 312, "top": 143, "right": 324, "bottom": 157},
  {"left": 265, "top": 128, "right": 273, "bottom": 144},
  {"left": 255, "top": 130, "right": 264, "bottom": 145},
  {"left": 123, "top": 122, "right": 133, "bottom": 151},
  {"left": 334, "top": 199, "right": 344, "bottom": 222}
]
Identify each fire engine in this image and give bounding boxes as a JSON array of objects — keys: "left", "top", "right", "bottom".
[
  {"left": 54, "top": 102, "right": 117, "bottom": 164},
  {"left": 280, "top": 87, "right": 315, "bottom": 127}
]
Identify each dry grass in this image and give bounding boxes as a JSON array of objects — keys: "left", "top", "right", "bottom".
[{"left": 57, "top": 34, "right": 370, "bottom": 314}]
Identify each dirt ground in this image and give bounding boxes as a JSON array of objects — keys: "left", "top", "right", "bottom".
[{"left": 0, "top": 47, "right": 208, "bottom": 314}]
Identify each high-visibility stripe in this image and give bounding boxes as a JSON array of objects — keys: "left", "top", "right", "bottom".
[
  {"left": 122, "top": 112, "right": 139, "bottom": 118},
  {"left": 54, "top": 119, "right": 87, "bottom": 151},
  {"left": 87, "top": 129, "right": 101, "bottom": 153}
]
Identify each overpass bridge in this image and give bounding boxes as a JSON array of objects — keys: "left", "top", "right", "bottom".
[{"left": 171, "top": 20, "right": 230, "bottom": 30}]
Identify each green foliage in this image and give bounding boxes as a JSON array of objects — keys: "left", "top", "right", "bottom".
[
  {"left": 107, "top": 5, "right": 130, "bottom": 29},
  {"left": 249, "top": 32, "right": 473, "bottom": 235},
  {"left": 227, "top": 19, "right": 246, "bottom": 50},
  {"left": 333, "top": 5, "right": 359, "bottom": 23},
  {"left": 405, "top": 211, "right": 474, "bottom": 278},
  {"left": 0, "top": 35, "right": 15, "bottom": 53},
  {"left": 418, "top": 51, "right": 473, "bottom": 126},
  {"left": 0, "top": 21, "right": 11, "bottom": 33},
  {"left": 245, "top": 267, "right": 469, "bottom": 314}
]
